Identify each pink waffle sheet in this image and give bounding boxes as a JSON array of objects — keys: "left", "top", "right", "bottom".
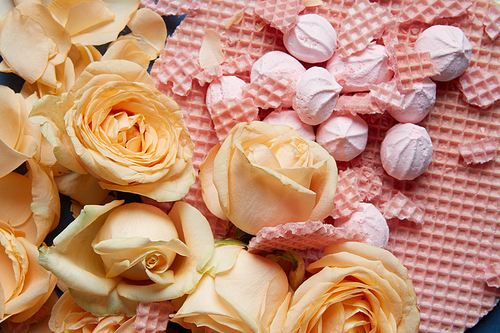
[{"left": 142, "top": 0, "right": 500, "bottom": 332}]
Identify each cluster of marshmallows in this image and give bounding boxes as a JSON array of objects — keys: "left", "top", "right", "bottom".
[
  {"left": 206, "top": 12, "right": 472, "bottom": 183},
  {"left": 205, "top": 13, "right": 471, "bottom": 248}
]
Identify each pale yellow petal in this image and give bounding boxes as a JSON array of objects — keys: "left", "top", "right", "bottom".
[
  {"left": 225, "top": 9, "right": 243, "bottom": 30},
  {"left": 303, "top": 0, "right": 324, "bottom": 6},
  {"left": 55, "top": 172, "right": 110, "bottom": 205},
  {"left": 199, "top": 144, "right": 228, "bottom": 220},
  {"left": 0, "top": 0, "right": 14, "bottom": 17},
  {"left": 0, "top": 7, "right": 48, "bottom": 83},
  {"left": 102, "top": 38, "right": 151, "bottom": 69},
  {"left": 199, "top": 29, "right": 224, "bottom": 69},
  {"left": 0, "top": 172, "right": 32, "bottom": 230},
  {"left": 126, "top": 8, "right": 167, "bottom": 57},
  {"left": 69, "top": 0, "right": 140, "bottom": 46}
]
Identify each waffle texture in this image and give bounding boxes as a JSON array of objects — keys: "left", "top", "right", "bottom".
[{"left": 143, "top": 0, "right": 500, "bottom": 332}]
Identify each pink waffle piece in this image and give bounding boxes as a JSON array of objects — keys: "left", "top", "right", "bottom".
[
  {"left": 151, "top": 50, "right": 201, "bottom": 97},
  {"left": 352, "top": 165, "right": 383, "bottom": 202},
  {"left": 484, "top": 4, "right": 500, "bottom": 40},
  {"left": 242, "top": 75, "right": 294, "bottom": 109},
  {"left": 336, "top": 0, "right": 395, "bottom": 58},
  {"left": 330, "top": 168, "right": 361, "bottom": 219},
  {"left": 146, "top": 1, "right": 500, "bottom": 331},
  {"left": 208, "top": 97, "right": 260, "bottom": 142},
  {"left": 482, "top": 261, "right": 500, "bottom": 288},
  {"left": 139, "top": 0, "right": 200, "bottom": 16},
  {"left": 195, "top": 55, "right": 255, "bottom": 86},
  {"left": 247, "top": 220, "right": 367, "bottom": 253},
  {"left": 459, "top": 137, "right": 498, "bottom": 165},
  {"left": 195, "top": 65, "right": 224, "bottom": 87},
  {"left": 385, "top": 42, "right": 437, "bottom": 91},
  {"left": 370, "top": 81, "right": 405, "bottom": 111},
  {"left": 334, "top": 93, "right": 383, "bottom": 115},
  {"left": 458, "top": 66, "right": 500, "bottom": 109},
  {"left": 381, "top": 191, "right": 425, "bottom": 224},
  {"left": 398, "top": 0, "right": 472, "bottom": 24},
  {"left": 254, "top": 0, "right": 305, "bottom": 33},
  {"left": 133, "top": 301, "right": 173, "bottom": 333}
]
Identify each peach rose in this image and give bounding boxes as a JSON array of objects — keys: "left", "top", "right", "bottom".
[
  {"left": 30, "top": 60, "right": 195, "bottom": 202},
  {"left": 199, "top": 121, "right": 338, "bottom": 235},
  {"left": 0, "top": 86, "right": 41, "bottom": 178},
  {"left": 38, "top": 201, "right": 214, "bottom": 316},
  {"left": 0, "top": 159, "right": 60, "bottom": 246},
  {"left": 282, "top": 242, "right": 420, "bottom": 333},
  {"left": 0, "top": 221, "right": 57, "bottom": 324},
  {"left": 171, "top": 244, "right": 291, "bottom": 333},
  {"left": 48, "top": 291, "right": 134, "bottom": 333}
]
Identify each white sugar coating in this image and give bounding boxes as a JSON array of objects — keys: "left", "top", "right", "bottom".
[
  {"left": 381, "top": 123, "right": 433, "bottom": 180},
  {"left": 293, "top": 66, "right": 342, "bottom": 125},
  {"left": 206, "top": 75, "right": 246, "bottom": 109},
  {"left": 334, "top": 203, "right": 389, "bottom": 249},
  {"left": 316, "top": 113, "right": 368, "bottom": 161},
  {"left": 283, "top": 13, "right": 337, "bottom": 63},
  {"left": 388, "top": 78, "right": 437, "bottom": 123},
  {"left": 326, "top": 43, "right": 393, "bottom": 93},
  {"left": 414, "top": 25, "right": 472, "bottom": 82},
  {"left": 263, "top": 109, "right": 316, "bottom": 141},
  {"left": 251, "top": 51, "right": 306, "bottom": 108}
]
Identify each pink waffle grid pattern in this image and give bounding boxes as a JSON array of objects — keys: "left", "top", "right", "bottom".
[{"left": 142, "top": 0, "right": 500, "bottom": 332}]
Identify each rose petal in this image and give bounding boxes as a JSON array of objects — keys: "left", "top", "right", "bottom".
[
  {"left": 126, "top": 8, "right": 167, "bottom": 58},
  {"left": 199, "top": 144, "right": 228, "bottom": 220},
  {"left": 116, "top": 202, "right": 214, "bottom": 302},
  {"left": 102, "top": 38, "right": 151, "bottom": 69},
  {"left": 55, "top": 172, "right": 110, "bottom": 206},
  {"left": 199, "top": 29, "right": 224, "bottom": 69}
]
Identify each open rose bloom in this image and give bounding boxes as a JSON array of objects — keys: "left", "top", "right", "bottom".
[
  {"left": 200, "top": 122, "right": 338, "bottom": 235},
  {"left": 38, "top": 201, "right": 214, "bottom": 316},
  {"left": 283, "top": 242, "right": 420, "bottom": 333},
  {"left": 0, "top": 221, "right": 57, "bottom": 324},
  {"left": 30, "top": 60, "right": 195, "bottom": 202}
]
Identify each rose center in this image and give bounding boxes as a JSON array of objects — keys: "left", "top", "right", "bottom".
[
  {"left": 99, "top": 109, "right": 156, "bottom": 154},
  {"left": 144, "top": 252, "right": 167, "bottom": 272}
]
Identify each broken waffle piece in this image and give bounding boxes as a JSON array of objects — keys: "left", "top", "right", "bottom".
[
  {"left": 482, "top": 261, "right": 500, "bottom": 288},
  {"left": 208, "top": 97, "right": 259, "bottom": 142},
  {"left": 330, "top": 168, "right": 361, "bottom": 219},
  {"left": 458, "top": 67, "right": 500, "bottom": 109},
  {"left": 151, "top": 50, "right": 200, "bottom": 96},
  {"left": 133, "top": 301, "right": 174, "bottom": 333},
  {"left": 247, "top": 220, "right": 366, "bottom": 253},
  {"left": 381, "top": 191, "right": 425, "bottom": 224},
  {"left": 336, "top": 0, "right": 395, "bottom": 57},
  {"left": 484, "top": 4, "right": 500, "bottom": 40},
  {"left": 398, "top": 0, "right": 471, "bottom": 25},
  {"left": 334, "top": 93, "right": 383, "bottom": 115},
  {"left": 370, "top": 81, "right": 405, "bottom": 111},
  {"left": 243, "top": 75, "right": 295, "bottom": 109},
  {"left": 254, "top": 0, "right": 305, "bottom": 33},
  {"left": 459, "top": 137, "right": 497, "bottom": 165}
]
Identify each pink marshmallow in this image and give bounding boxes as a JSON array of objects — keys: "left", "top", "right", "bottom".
[
  {"left": 283, "top": 14, "right": 337, "bottom": 63},
  {"left": 316, "top": 113, "right": 369, "bottom": 161},
  {"left": 263, "top": 109, "right": 316, "bottom": 141},
  {"left": 326, "top": 43, "right": 393, "bottom": 93}
]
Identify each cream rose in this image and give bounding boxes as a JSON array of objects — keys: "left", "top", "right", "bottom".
[
  {"left": 171, "top": 244, "right": 291, "bottom": 333},
  {"left": 48, "top": 291, "right": 134, "bottom": 333},
  {"left": 30, "top": 60, "right": 195, "bottom": 202},
  {"left": 199, "top": 121, "right": 338, "bottom": 235},
  {"left": 0, "top": 221, "right": 57, "bottom": 324},
  {"left": 0, "top": 86, "right": 41, "bottom": 178},
  {"left": 38, "top": 201, "right": 214, "bottom": 317},
  {"left": 282, "top": 242, "right": 420, "bottom": 333},
  {"left": 0, "top": 159, "right": 60, "bottom": 246}
]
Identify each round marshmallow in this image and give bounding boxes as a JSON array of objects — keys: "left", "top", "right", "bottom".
[
  {"left": 388, "top": 78, "right": 436, "bottom": 124},
  {"left": 293, "top": 66, "right": 342, "bottom": 126},
  {"left": 334, "top": 203, "right": 389, "bottom": 248},
  {"left": 316, "top": 113, "right": 369, "bottom": 161},
  {"left": 381, "top": 123, "right": 433, "bottom": 180},
  {"left": 414, "top": 25, "right": 472, "bottom": 82},
  {"left": 206, "top": 76, "right": 246, "bottom": 109},
  {"left": 283, "top": 14, "right": 337, "bottom": 63},
  {"left": 263, "top": 109, "right": 316, "bottom": 141},
  {"left": 326, "top": 43, "right": 393, "bottom": 93}
]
